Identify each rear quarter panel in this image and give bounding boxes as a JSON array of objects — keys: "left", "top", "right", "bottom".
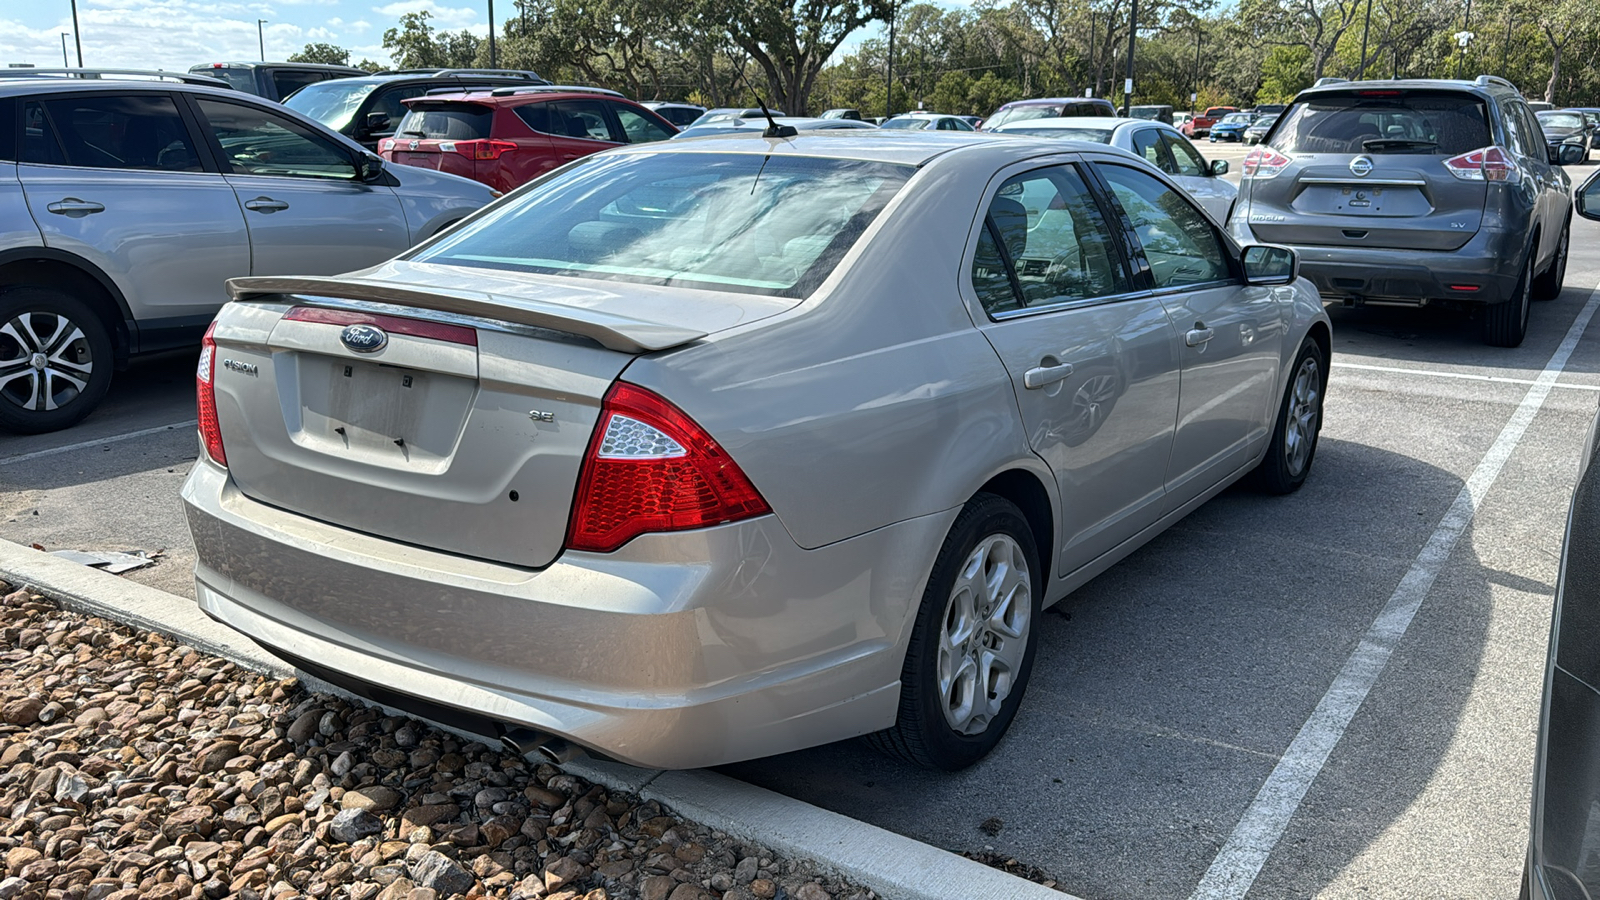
[
  {"left": 624, "top": 154, "right": 1051, "bottom": 552},
  {"left": 388, "top": 168, "right": 498, "bottom": 243}
]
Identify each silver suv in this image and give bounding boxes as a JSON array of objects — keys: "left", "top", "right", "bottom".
[
  {"left": 1230, "top": 76, "right": 1580, "bottom": 347},
  {"left": 0, "top": 71, "right": 496, "bottom": 433}
]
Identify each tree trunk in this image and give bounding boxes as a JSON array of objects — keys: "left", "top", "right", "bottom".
[{"left": 1546, "top": 39, "right": 1561, "bottom": 103}]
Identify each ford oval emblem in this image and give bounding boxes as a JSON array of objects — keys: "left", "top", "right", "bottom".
[
  {"left": 1349, "top": 155, "right": 1374, "bottom": 177},
  {"left": 340, "top": 323, "right": 388, "bottom": 353}
]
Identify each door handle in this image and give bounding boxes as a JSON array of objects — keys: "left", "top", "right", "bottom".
[
  {"left": 1023, "top": 362, "right": 1074, "bottom": 389},
  {"left": 244, "top": 197, "right": 290, "bottom": 213},
  {"left": 46, "top": 198, "right": 105, "bottom": 216},
  {"left": 1185, "top": 326, "right": 1215, "bottom": 347}
]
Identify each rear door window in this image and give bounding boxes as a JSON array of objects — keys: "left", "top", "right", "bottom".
[
  {"left": 272, "top": 70, "right": 329, "bottom": 102},
  {"left": 33, "top": 94, "right": 201, "bottom": 172},
  {"left": 548, "top": 100, "right": 616, "bottom": 142},
  {"left": 395, "top": 104, "right": 493, "bottom": 140},
  {"left": 1269, "top": 92, "right": 1489, "bottom": 155}
]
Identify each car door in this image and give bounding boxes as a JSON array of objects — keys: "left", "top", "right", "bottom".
[
  {"left": 542, "top": 99, "right": 623, "bottom": 167},
  {"left": 16, "top": 92, "right": 250, "bottom": 338},
  {"left": 1090, "top": 160, "right": 1282, "bottom": 509},
  {"left": 967, "top": 160, "right": 1182, "bottom": 576},
  {"left": 1161, "top": 130, "right": 1235, "bottom": 223},
  {"left": 189, "top": 96, "right": 411, "bottom": 277}
]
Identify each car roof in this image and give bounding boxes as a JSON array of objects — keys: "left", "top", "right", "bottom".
[
  {"left": 1295, "top": 77, "right": 1517, "bottom": 101},
  {"left": 0, "top": 77, "right": 239, "bottom": 98},
  {"left": 402, "top": 87, "right": 631, "bottom": 107},
  {"left": 190, "top": 62, "right": 368, "bottom": 72},
  {"left": 991, "top": 116, "right": 1134, "bottom": 131},
  {"left": 999, "top": 97, "right": 1108, "bottom": 108},
  {"left": 606, "top": 130, "right": 1113, "bottom": 167}
]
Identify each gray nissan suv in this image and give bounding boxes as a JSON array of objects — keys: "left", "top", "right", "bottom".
[{"left": 1230, "top": 76, "right": 1581, "bottom": 347}]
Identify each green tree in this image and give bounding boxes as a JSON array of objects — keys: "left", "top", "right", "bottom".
[
  {"left": 704, "top": 0, "right": 894, "bottom": 115},
  {"left": 382, "top": 11, "right": 482, "bottom": 69},
  {"left": 287, "top": 42, "right": 351, "bottom": 66}
]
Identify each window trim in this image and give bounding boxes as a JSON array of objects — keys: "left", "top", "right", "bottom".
[
  {"left": 964, "top": 156, "right": 1148, "bottom": 322},
  {"left": 1084, "top": 159, "right": 1243, "bottom": 297}
]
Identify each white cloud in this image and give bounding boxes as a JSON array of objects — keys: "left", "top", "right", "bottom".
[{"left": 371, "top": 0, "right": 477, "bottom": 29}]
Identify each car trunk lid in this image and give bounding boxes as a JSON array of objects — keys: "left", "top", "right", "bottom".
[{"left": 212, "top": 264, "right": 791, "bottom": 568}]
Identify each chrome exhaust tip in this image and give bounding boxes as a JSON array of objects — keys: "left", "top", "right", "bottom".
[
  {"left": 498, "top": 726, "right": 587, "bottom": 764},
  {"left": 538, "top": 737, "right": 585, "bottom": 764}
]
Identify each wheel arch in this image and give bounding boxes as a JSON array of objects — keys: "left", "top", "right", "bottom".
[
  {"left": 975, "top": 467, "right": 1056, "bottom": 588},
  {"left": 0, "top": 249, "right": 136, "bottom": 362}
]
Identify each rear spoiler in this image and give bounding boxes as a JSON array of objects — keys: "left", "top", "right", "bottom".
[{"left": 226, "top": 276, "right": 706, "bottom": 353}]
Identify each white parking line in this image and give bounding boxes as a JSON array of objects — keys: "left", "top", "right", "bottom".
[
  {"left": 1333, "top": 361, "right": 1600, "bottom": 392},
  {"left": 0, "top": 420, "right": 197, "bottom": 468},
  {"left": 1188, "top": 287, "right": 1600, "bottom": 900}
]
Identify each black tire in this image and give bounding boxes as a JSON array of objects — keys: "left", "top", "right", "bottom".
[
  {"left": 866, "top": 493, "right": 1042, "bottom": 771},
  {"left": 1252, "top": 337, "right": 1325, "bottom": 495},
  {"left": 0, "top": 286, "right": 114, "bottom": 434},
  {"left": 1484, "top": 251, "right": 1534, "bottom": 348},
  {"left": 1533, "top": 219, "right": 1570, "bottom": 301}
]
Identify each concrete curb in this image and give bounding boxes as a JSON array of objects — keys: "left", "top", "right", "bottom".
[{"left": 0, "top": 539, "right": 1076, "bottom": 900}]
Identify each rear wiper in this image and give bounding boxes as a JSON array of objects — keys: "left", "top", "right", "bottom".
[
  {"left": 399, "top": 129, "right": 427, "bottom": 137},
  {"left": 1361, "top": 138, "right": 1439, "bottom": 151}
]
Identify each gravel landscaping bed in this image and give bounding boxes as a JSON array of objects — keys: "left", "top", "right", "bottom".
[{"left": 0, "top": 583, "right": 876, "bottom": 900}]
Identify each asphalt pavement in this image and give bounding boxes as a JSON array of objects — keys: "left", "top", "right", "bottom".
[{"left": 2, "top": 178, "right": 1597, "bottom": 900}]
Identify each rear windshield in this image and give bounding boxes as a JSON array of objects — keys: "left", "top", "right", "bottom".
[
  {"left": 412, "top": 152, "right": 913, "bottom": 298},
  {"left": 192, "top": 66, "right": 257, "bottom": 93},
  {"left": 1220, "top": 113, "right": 1253, "bottom": 125},
  {"left": 396, "top": 104, "right": 493, "bottom": 140},
  {"left": 1269, "top": 92, "right": 1489, "bottom": 155},
  {"left": 999, "top": 126, "right": 1112, "bottom": 142},
  {"left": 983, "top": 105, "right": 1063, "bottom": 130},
  {"left": 282, "top": 80, "right": 380, "bottom": 133},
  {"left": 880, "top": 117, "right": 931, "bottom": 130}
]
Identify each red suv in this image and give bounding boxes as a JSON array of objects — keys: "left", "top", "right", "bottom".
[{"left": 378, "top": 86, "right": 678, "bottom": 192}]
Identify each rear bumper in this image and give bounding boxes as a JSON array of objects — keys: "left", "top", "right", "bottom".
[
  {"left": 1229, "top": 219, "right": 1523, "bottom": 306},
  {"left": 181, "top": 459, "right": 953, "bottom": 769}
]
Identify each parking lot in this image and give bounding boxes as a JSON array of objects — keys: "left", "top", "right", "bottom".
[{"left": 4, "top": 157, "right": 1599, "bottom": 900}]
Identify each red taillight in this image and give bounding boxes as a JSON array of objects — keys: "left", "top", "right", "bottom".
[
  {"left": 1242, "top": 146, "right": 1291, "bottom": 179},
  {"left": 441, "top": 139, "right": 518, "bottom": 160},
  {"left": 197, "top": 321, "right": 225, "bottom": 466},
  {"left": 567, "top": 382, "right": 770, "bottom": 553},
  {"left": 1444, "top": 145, "right": 1521, "bottom": 183}
]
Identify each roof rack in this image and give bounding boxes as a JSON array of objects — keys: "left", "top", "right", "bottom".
[
  {"left": 486, "top": 84, "right": 624, "bottom": 98},
  {"left": 422, "top": 84, "right": 521, "bottom": 96},
  {"left": 1311, "top": 76, "right": 1347, "bottom": 87},
  {"left": 388, "top": 68, "right": 547, "bottom": 81},
  {"left": 1474, "top": 74, "right": 1517, "bottom": 90},
  {"left": 0, "top": 67, "right": 229, "bottom": 87}
]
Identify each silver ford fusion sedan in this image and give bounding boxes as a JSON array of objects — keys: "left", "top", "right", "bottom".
[{"left": 182, "top": 132, "right": 1332, "bottom": 770}]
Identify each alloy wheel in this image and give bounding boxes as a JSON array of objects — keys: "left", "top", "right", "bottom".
[
  {"left": 936, "top": 533, "right": 1033, "bottom": 736},
  {"left": 1283, "top": 355, "right": 1321, "bottom": 477},
  {"left": 0, "top": 311, "right": 94, "bottom": 413}
]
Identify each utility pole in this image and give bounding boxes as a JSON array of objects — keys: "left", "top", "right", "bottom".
[
  {"left": 1191, "top": 27, "right": 1201, "bottom": 108},
  {"left": 69, "top": 0, "right": 82, "bottom": 66},
  {"left": 257, "top": 19, "right": 267, "bottom": 61},
  {"left": 60, "top": 33, "right": 70, "bottom": 67},
  {"left": 885, "top": 0, "right": 896, "bottom": 119},
  {"left": 1087, "top": 11, "right": 1095, "bottom": 96},
  {"left": 1358, "top": 0, "right": 1373, "bottom": 79},
  {"left": 488, "top": 0, "right": 497, "bottom": 67},
  {"left": 1501, "top": 9, "right": 1514, "bottom": 74},
  {"left": 1122, "top": 0, "right": 1138, "bottom": 114},
  {"left": 1455, "top": 0, "right": 1473, "bottom": 79}
]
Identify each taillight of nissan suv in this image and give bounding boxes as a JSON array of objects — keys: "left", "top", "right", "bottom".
[
  {"left": 1242, "top": 147, "right": 1292, "bottom": 179},
  {"left": 1443, "top": 146, "right": 1522, "bottom": 183}
]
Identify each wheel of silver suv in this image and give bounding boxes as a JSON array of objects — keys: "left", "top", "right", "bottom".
[{"left": 0, "top": 287, "right": 114, "bottom": 434}]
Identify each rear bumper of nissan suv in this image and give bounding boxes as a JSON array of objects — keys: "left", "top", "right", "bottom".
[
  {"left": 1230, "top": 219, "right": 1526, "bottom": 307},
  {"left": 181, "top": 458, "right": 953, "bottom": 769}
]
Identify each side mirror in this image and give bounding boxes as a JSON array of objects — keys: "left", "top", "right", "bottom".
[
  {"left": 1558, "top": 143, "right": 1587, "bottom": 166},
  {"left": 357, "top": 153, "right": 385, "bottom": 182},
  {"left": 364, "top": 112, "right": 391, "bottom": 134},
  {"left": 1577, "top": 170, "right": 1600, "bottom": 221},
  {"left": 1243, "top": 244, "right": 1298, "bottom": 285},
  {"left": 1210, "top": 159, "right": 1230, "bottom": 176}
]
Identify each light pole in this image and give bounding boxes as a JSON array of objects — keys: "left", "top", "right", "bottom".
[
  {"left": 1122, "top": 0, "right": 1138, "bottom": 114},
  {"left": 60, "top": 33, "right": 70, "bottom": 67},
  {"left": 1087, "top": 11, "right": 1095, "bottom": 97},
  {"left": 487, "top": 0, "right": 497, "bottom": 67},
  {"left": 1358, "top": 0, "right": 1373, "bottom": 79},
  {"left": 69, "top": 0, "right": 82, "bottom": 66},
  {"left": 885, "top": 0, "right": 896, "bottom": 119},
  {"left": 1500, "top": 9, "right": 1514, "bottom": 74},
  {"left": 257, "top": 19, "right": 267, "bottom": 61},
  {"left": 1191, "top": 26, "right": 1202, "bottom": 107},
  {"left": 1454, "top": 0, "right": 1473, "bottom": 79}
]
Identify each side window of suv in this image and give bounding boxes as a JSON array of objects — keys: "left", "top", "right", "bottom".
[
  {"left": 195, "top": 98, "right": 357, "bottom": 180},
  {"left": 366, "top": 87, "right": 425, "bottom": 136},
  {"left": 611, "top": 104, "right": 673, "bottom": 144},
  {"left": 30, "top": 94, "right": 201, "bottom": 172},
  {"left": 548, "top": 101, "right": 616, "bottom": 142},
  {"left": 1518, "top": 105, "right": 1547, "bottom": 159},
  {"left": 1502, "top": 101, "right": 1531, "bottom": 157},
  {"left": 272, "top": 70, "right": 328, "bottom": 102}
]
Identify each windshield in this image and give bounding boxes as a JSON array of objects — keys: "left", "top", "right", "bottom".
[
  {"left": 412, "top": 152, "right": 913, "bottom": 298},
  {"left": 999, "top": 126, "right": 1112, "bottom": 142},
  {"left": 1538, "top": 113, "right": 1585, "bottom": 130},
  {"left": 395, "top": 104, "right": 492, "bottom": 139},
  {"left": 880, "top": 117, "right": 931, "bottom": 130},
  {"left": 1269, "top": 93, "right": 1489, "bottom": 155},
  {"left": 1251, "top": 115, "right": 1280, "bottom": 128},
  {"left": 1221, "top": 113, "right": 1252, "bottom": 125},
  {"left": 282, "top": 80, "right": 380, "bottom": 133}
]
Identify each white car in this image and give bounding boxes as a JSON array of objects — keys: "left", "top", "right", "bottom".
[
  {"left": 989, "top": 116, "right": 1237, "bottom": 223},
  {"left": 880, "top": 112, "right": 978, "bottom": 132}
]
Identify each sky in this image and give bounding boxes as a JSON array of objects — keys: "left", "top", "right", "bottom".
[{"left": 2, "top": 0, "right": 902, "bottom": 78}]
